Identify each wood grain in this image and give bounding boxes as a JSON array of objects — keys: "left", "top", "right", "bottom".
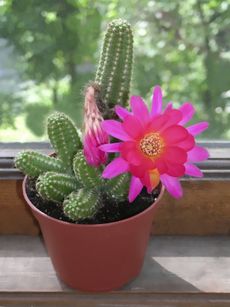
[
  {"left": 153, "top": 180, "right": 230, "bottom": 235},
  {"left": 0, "top": 236, "right": 230, "bottom": 306},
  {"left": 0, "top": 180, "right": 39, "bottom": 235},
  {"left": 1, "top": 179, "right": 230, "bottom": 235}
]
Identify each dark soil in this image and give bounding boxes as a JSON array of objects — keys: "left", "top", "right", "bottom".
[{"left": 26, "top": 178, "right": 161, "bottom": 225}]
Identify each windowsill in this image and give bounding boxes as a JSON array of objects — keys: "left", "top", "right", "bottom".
[
  {"left": 0, "top": 141, "right": 229, "bottom": 180},
  {"left": 1, "top": 235, "right": 230, "bottom": 305},
  {"left": 0, "top": 141, "right": 229, "bottom": 236}
]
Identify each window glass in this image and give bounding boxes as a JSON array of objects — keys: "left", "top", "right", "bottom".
[{"left": 0, "top": 0, "right": 229, "bottom": 141}]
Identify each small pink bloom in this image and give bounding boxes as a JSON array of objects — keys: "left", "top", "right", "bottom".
[
  {"left": 101, "top": 85, "right": 209, "bottom": 201},
  {"left": 83, "top": 86, "right": 109, "bottom": 167}
]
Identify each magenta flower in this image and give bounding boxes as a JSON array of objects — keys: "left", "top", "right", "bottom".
[
  {"left": 100, "top": 86, "right": 209, "bottom": 202},
  {"left": 83, "top": 86, "right": 109, "bottom": 167}
]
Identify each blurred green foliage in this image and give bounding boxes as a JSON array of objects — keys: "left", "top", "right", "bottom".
[{"left": 0, "top": 0, "right": 229, "bottom": 140}]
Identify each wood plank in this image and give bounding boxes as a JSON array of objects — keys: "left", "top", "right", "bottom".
[
  {"left": 0, "top": 180, "right": 39, "bottom": 235},
  {"left": 0, "top": 236, "right": 230, "bottom": 306},
  {"left": 153, "top": 180, "right": 230, "bottom": 235},
  {"left": 0, "top": 180, "right": 230, "bottom": 235}
]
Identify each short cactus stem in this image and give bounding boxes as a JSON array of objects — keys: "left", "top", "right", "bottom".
[
  {"left": 63, "top": 189, "right": 100, "bottom": 221},
  {"left": 47, "top": 112, "right": 82, "bottom": 171},
  {"left": 15, "top": 151, "right": 65, "bottom": 178},
  {"left": 36, "top": 172, "right": 79, "bottom": 203},
  {"left": 73, "top": 150, "right": 104, "bottom": 188},
  {"left": 95, "top": 19, "right": 133, "bottom": 112},
  {"left": 106, "top": 173, "right": 130, "bottom": 202}
]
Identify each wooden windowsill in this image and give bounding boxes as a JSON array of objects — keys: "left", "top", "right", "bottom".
[
  {"left": 0, "top": 141, "right": 230, "bottom": 180},
  {"left": 0, "top": 141, "right": 230, "bottom": 236},
  {"left": 0, "top": 235, "right": 230, "bottom": 306}
]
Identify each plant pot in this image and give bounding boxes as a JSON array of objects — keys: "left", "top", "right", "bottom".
[{"left": 23, "top": 176, "right": 164, "bottom": 292}]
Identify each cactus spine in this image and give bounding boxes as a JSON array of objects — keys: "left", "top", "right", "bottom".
[
  {"left": 47, "top": 112, "right": 82, "bottom": 170},
  {"left": 63, "top": 189, "right": 100, "bottom": 220},
  {"left": 15, "top": 151, "right": 65, "bottom": 178},
  {"left": 73, "top": 150, "right": 104, "bottom": 188},
  {"left": 95, "top": 19, "right": 133, "bottom": 114},
  {"left": 36, "top": 172, "right": 79, "bottom": 203}
]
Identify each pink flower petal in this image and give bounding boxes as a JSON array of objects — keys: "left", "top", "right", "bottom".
[
  {"left": 122, "top": 115, "right": 144, "bottom": 139},
  {"left": 128, "top": 176, "right": 143, "bottom": 202},
  {"left": 176, "top": 134, "right": 195, "bottom": 151},
  {"left": 160, "top": 174, "right": 183, "bottom": 198},
  {"left": 120, "top": 141, "right": 156, "bottom": 168},
  {"left": 129, "top": 164, "right": 146, "bottom": 178},
  {"left": 185, "top": 163, "right": 203, "bottom": 177},
  {"left": 99, "top": 142, "right": 122, "bottom": 152},
  {"left": 187, "top": 122, "right": 209, "bottom": 136},
  {"left": 102, "top": 120, "right": 132, "bottom": 141},
  {"left": 179, "top": 102, "right": 195, "bottom": 125},
  {"left": 102, "top": 157, "right": 129, "bottom": 179},
  {"left": 165, "top": 161, "right": 185, "bottom": 177},
  {"left": 165, "top": 102, "right": 173, "bottom": 112},
  {"left": 161, "top": 109, "right": 183, "bottom": 130},
  {"left": 121, "top": 143, "right": 142, "bottom": 165},
  {"left": 151, "top": 85, "right": 163, "bottom": 116},
  {"left": 187, "top": 146, "right": 209, "bottom": 162},
  {"left": 83, "top": 133, "right": 107, "bottom": 166},
  {"left": 164, "top": 146, "right": 187, "bottom": 164},
  {"left": 147, "top": 114, "right": 169, "bottom": 132},
  {"left": 115, "top": 105, "right": 131, "bottom": 120},
  {"left": 162, "top": 125, "right": 188, "bottom": 145},
  {"left": 156, "top": 159, "right": 168, "bottom": 174},
  {"left": 130, "top": 96, "right": 150, "bottom": 123}
]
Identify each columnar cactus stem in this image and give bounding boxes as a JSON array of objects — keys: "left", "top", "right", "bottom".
[
  {"left": 95, "top": 19, "right": 133, "bottom": 113},
  {"left": 36, "top": 172, "right": 79, "bottom": 203},
  {"left": 63, "top": 189, "right": 100, "bottom": 221},
  {"left": 15, "top": 151, "right": 65, "bottom": 177},
  {"left": 47, "top": 112, "right": 81, "bottom": 171},
  {"left": 73, "top": 150, "right": 104, "bottom": 188}
]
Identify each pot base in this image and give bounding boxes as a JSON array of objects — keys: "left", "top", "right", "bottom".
[{"left": 23, "top": 176, "right": 164, "bottom": 292}]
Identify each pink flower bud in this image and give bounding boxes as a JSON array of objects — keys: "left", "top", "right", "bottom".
[{"left": 83, "top": 86, "right": 109, "bottom": 167}]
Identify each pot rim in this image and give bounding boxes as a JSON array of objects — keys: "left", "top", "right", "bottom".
[{"left": 23, "top": 175, "right": 165, "bottom": 228}]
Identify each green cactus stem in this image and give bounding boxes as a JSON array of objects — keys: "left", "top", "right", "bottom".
[
  {"left": 36, "top": 172, "right": 79, "bottom": 203},
  {"left": 63, "top": 189, "right": 100, "bottom": 221},
  {"left": 73, "top": 150, "right": 104, "bottom": 188},
  {"left": 15, "top": 151, "right": 65, "bottom": 178},
  {"left": 95, "top": 19, "right": 133, "bottom": 114},
  {"left": 106, "top": 173, "right": 130, "bottom": 202},
  {"left": 47, "top": 112, "right": 82, "bottom": 171}
]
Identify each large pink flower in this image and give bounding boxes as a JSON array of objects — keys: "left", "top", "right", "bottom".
[{"left": 100, "top": 86, "right": 209, "bottom": 202}]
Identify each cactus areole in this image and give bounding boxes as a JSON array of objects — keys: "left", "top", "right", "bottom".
[{"left": 16, "top": 18, "right": 208, "bottom": 292}]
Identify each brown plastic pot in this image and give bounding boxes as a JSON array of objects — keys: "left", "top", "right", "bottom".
[{"left": 23, "top": 176, "right": 164, "bottom": 292}]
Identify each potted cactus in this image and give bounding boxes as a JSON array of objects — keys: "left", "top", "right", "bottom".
[{"left": 15, "top": 19, "right": 209, "bottom": 292}]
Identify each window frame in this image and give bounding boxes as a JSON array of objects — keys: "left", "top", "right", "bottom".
[{"left": 0, "top": 141, "right": 229, "bottom": 180}]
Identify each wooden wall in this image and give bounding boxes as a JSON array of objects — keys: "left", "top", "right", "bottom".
[{"left": 0, "top": 179, "right": 229, "bottom": 235}]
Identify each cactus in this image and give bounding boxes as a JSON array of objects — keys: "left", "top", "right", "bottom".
[
  {"left": 106, "top": 173, "right": 130, "bottom": 202},
  {"left": 63, "top": 189, "right": 100, "bottom": 221},
  {"left": 15, "top": 151, "right": 65, "bottom": 178},
  {"left": 36, "top": 172, "right": 79, "bottom": 203},
  {"left": 94, "top": 19, "right": 133, "bottom": 116},
  {"left": 15, "top": 19, "right": 138, "bottom": 224},
  {"left": 73, "top": 150, "right": 104, "bottom": 188},
  {"left": 47, "top": 112, "right": 82, "bottom": 170}
]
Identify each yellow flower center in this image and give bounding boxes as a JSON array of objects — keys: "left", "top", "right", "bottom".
[{"left": 139, "top": 133, "right": 164, "bottom": 157}]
